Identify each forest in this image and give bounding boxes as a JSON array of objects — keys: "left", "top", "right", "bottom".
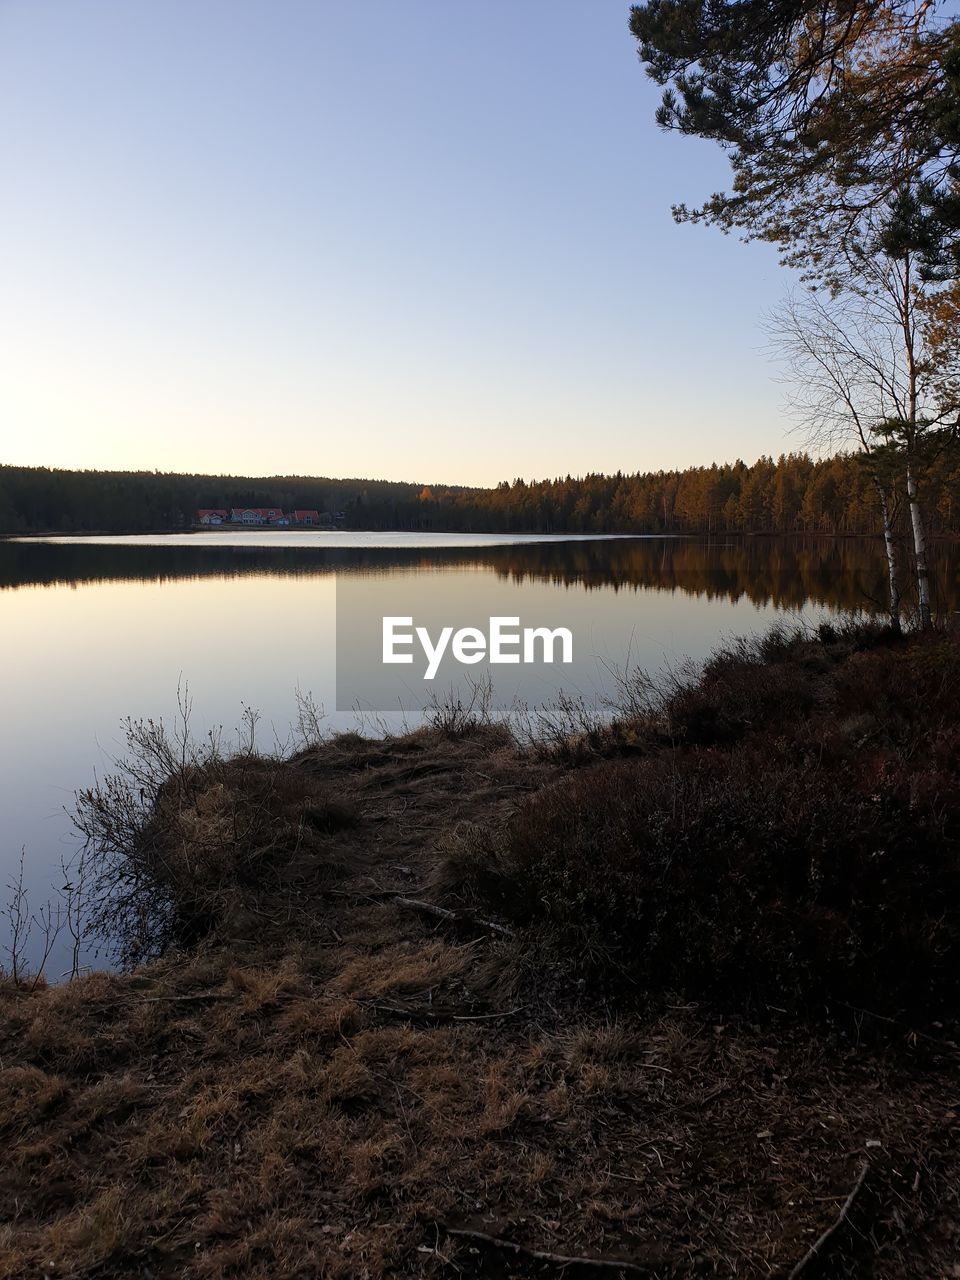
[{"left": 3, "top": 450, "right": 960, "bottom": 537}]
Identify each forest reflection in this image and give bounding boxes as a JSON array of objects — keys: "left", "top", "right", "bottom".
[{"left": 2, "top": 535, "right": 958, "bottom": 614}]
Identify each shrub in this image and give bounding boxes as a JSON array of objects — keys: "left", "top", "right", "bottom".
[
  {"left": 831, "top": 634, "right": 960, "bottom": 747},
  {"left": 439, "top": 628, "right": 960, "bottom": 1017},
  {"left": 665, "top": 649, "right": 818, "bottom": 745},
  {"left": 660, "top": 620, "right": 900, "bottom": 748},
  {"left": 73, "top": 719, "right": 356, "bottom": 966}
]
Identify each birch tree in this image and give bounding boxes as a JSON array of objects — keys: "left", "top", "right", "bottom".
[
  {"left": 768, "top": 228, "right": 960, "bottom": 626},
  {"left": 767, "top": 289, "right": 905, "bottom": 627}
]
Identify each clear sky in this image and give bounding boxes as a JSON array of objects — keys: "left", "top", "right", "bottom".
[{"left": 0, "top": 0, "right": 797, "bottom": 487}]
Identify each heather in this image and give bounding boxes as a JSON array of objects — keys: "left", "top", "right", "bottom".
[{"left": 440, "top": 627, "right": 960, "bottom": 1015}]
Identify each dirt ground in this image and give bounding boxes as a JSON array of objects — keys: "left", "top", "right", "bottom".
[{"left": 2, "top": 728, "right": 959, "bottom": 1278}]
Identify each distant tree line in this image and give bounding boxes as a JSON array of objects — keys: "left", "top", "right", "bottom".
[
  {"left": 413, "top": 454, "right": 960, "bottom": 536},
  {"left": 2, "top": 454, "right": 960, "bottom": 537}
]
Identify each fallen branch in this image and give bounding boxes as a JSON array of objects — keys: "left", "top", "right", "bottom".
[
  {"left": 135, "top": 992, "right": 239, "bottom": 1004},
  {"left": 327, "top": 887, "right": 423, "bottom": 902},
  {"left": 362, "top": 998, "right": 524, "bottom": 1025},
  {"left": 440, "top": 1223, "right": 656, "bottom": 1275},
  {"left": 452, "top": 1005, "right": 526, "bottom": 1021},
  {"left": 364, "top": 1000, "right": 458, "bottom": 1025},
  {"left": 787, "top": 1159, "right": 871, "bottom": 1279},
  {"left": 394, "top": 897, "right": 514, "bottom": 938}
]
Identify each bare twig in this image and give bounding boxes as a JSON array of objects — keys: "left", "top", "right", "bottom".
[
  {"left": 60, "top": 846, "right": 91, "bottom": 979},
  {"left": 440, "top": 1223, "right": 656, "bottom": 1274},
  {"left": 29, "top": 900, "right": 64, "bottom": 992},
  {"left": 3, "top": 848, "right": 65, "bottom": 989},
  {"left": 134, "top": 992, "right": 239, "bottom": 1004},
  {"left": 452, "top": 1006, "right": 526, "bottom": 1022},
  {"left": 787, "top": 1159, "right": 871, "bottom": 1279},
  {"left": 3, "top": 848, "right": 30, "bottom": 984},
  {"left": 362, "top": 998, "right": 524, "bottom": 1024},
  {"left": 394, "top": 896, "right": 514, "bottom": 938}
]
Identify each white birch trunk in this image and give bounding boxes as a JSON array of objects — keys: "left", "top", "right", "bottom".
[
  {"left": 874, "top": 479, "right": 902, "bottom": 632},
  {"left": 906, "top": 464, "right": 932, "bottom": 629},
  {"left": 896, "top": 250, "right": 934, "bottom": 630}
]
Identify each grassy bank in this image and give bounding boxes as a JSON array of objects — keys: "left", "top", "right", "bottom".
[{"left": 3, "top": 624, "right": 960, "bottom": 1277}]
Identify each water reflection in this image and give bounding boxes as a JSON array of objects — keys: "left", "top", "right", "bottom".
[{"left": 3, "top": 535, "right": 957, "bottom": 612}]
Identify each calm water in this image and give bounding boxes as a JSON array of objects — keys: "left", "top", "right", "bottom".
[{"left": 3, "top": 531, "right": 957, "bottom": 974}]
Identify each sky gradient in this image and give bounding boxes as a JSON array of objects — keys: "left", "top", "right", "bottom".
[{"left": 0, "top": 0, "right": 798, "bottom": 486}]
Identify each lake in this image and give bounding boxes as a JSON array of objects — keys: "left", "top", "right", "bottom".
[{"left": 2, "top": 530, "right": 956, "bottom": 975}]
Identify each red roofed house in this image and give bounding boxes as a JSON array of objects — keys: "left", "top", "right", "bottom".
[
  {"left": 293, "top": 509, "right": 320, "bottom": 526},
  {"left": 230, "top": 507, "right": 286, "bottom": 525},
  {"left": 231, "top": 507, "right": 262, "bottom": 525},
  {"left": 197, "top": 509, "right": 228, "bottom": 526}
]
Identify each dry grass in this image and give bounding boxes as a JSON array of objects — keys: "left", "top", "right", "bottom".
[{"left": 3, "top": 956, "right": 958, "bottom": 1278}]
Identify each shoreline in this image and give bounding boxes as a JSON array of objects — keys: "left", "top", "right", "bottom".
[{"left": 6, "top": 526, "right": 960, "bottom": 542}]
